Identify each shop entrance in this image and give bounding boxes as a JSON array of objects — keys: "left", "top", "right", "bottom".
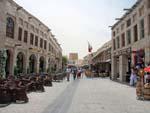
[
  {"left": 5, "top": 50, "right": 11, "bottom": 77},
  {"left": 39, "top": 56, "right": 46, "bottom": 73},
  {"left": 29, "top": 54, "right": 37, "bottom": 73},
  {"left": 16, "top": 52, "right": 25, "bottom": 74}
]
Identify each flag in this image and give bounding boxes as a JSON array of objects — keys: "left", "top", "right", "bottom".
[{"left": 88, "top": 42, "right": 92, "bottom": 52}]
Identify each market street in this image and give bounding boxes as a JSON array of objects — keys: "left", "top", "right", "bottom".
[
  {"left": 0, "top": 76, "right": 150, "bottom": 113},
  {"left": 67, "top": 78, "right": 150, "bottom": 113}
]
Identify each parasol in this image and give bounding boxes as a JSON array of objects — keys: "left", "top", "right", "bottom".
[{"left": 144, "top": 66, "right": 150, "bottom": 72}]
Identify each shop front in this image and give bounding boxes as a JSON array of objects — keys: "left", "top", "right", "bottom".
[
  {"left": 132, "top": 49, "right": 145, "bottom": 68},
  {"left": 112, "top": 47, "right": 131, "bottom": 82}
]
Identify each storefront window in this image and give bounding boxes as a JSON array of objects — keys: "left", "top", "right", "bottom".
[
  {"left": 126, "top": 19, "right": 131, "bottom": 27},
  {"left": 126, "top": 29, "right": 131, "bottom": 44},
  {"left": 44, "top": 40, "right": 47, "bottom": 50},
  {"left": 134, "top": 49, "right": 145, "bottom": 67},
  {"left": 30, "top": 33, "right": 34, "bottom": 45},
  {"left": 40, "top": 38, "right": 43, "bottom": 48},
  {"left": 24, "top": 30, "right": 28, "bottom": 43},
  {"left": 133, "top": 24, "right": 138, "bottom": 42},
  {"left": 35, "top": 36, "right": 38, "bottom": 46},
  {"left": 140, "top": 19, "right": 145, "bottom": 39},
  {"left": 117, "top": 36, "right": 120, "bottom": 49},
  {"left": 121, "top": 33, "right": 125, "bottom": 47},
  {"left": 113, "top": 39, "right": 116, "bottom": 50},
  {"left": 18, "top": 27, "right": 22, "bottom": 41}
]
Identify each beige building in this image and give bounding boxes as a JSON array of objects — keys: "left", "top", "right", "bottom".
[
  {"left": 83, "top": 52, "right": 96, "bottom": 66},
  {"left": 76, "top": 59, "right": 83, "bottom": 67},
  {"left": 68, "top": 53, "right": 78, "bottom": 65},
  {"left": 0, "top": 0, "right": 62, "bottom": 76},
  {"left": 111, "top": 0, "right": 150, "bottom": 82},
  {"left": 83, "top": 55, "right": 90, "bottom": 66},
  {"left": 92, "top": 41, "right": 111, "bottom": 73},
  {"left": 69, "top": 53, "right": 78, "bottom": 61}
]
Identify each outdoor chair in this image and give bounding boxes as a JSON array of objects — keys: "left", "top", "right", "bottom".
[
  {"left": 35, "top": 77, "right": 45, "bottom": 92},
  {"left": 44, "top": 76, "right": 52, "bottom": 86},
  {"left": 4, "top": 79, "right": 28, "bottom": 103},
  {"left": 0, "top": 85, "right": 11, "bottom": 104},
  {"left": 14, "top": 80, "right": 28, "bottom": 103}
]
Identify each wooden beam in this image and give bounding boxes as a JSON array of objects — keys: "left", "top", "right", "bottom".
[
  {"left": 115, "top": 18, "right": 122, "bottom": 20},
  {"left": 123, "top": 8, "right": 131, "bottom": 11},
  {"left": 108, "top": 26, "right": 112, "bottom": 28}
]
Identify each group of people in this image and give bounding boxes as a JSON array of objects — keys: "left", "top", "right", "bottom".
[
  {"left": 129, "top": 65, "right": 150, "bottom": 86},
  {"left": 66, "top": 67, "right": 83, "bottom": 81}
]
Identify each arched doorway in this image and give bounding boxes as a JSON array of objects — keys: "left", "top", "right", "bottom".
[
  {"left": 5, "top": 50, "right": 11, "bottom": 77},
  {"left": 47, "top": 58, "right": 51, "bottom": 73},
  {"left": 29, "top": 54, "right": 37, "bottom": 73},
  {"left": 16, "top": 52, "right": 25, "bottom": 74},
  {"left": 50, "top": 59, "right": 55, "bottom": 73},
  {"left": 39, "top": 56, "right": 46, "bottom": 73}
]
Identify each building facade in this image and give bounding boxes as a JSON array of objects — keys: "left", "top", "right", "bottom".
[
  {"left": 111, "top": 0, "right": 150, "bottom": 82},
  {"left": 83, "top": 52, "right": 96, "bottom": 67},
  {"left": 75, "top": 59, "right": 83, "bottom": 67},
  {"left": 0, "top": 0, "right": 62, "bottom": 76},
  {"left": 68, "top": 53, "right": 78, "bottom": 65},
  {"left": 83, "top": 55, "right": 90, "bottom": 66},
  {"left": 92, "top": 41, "right": 112, "bottom": 74}
]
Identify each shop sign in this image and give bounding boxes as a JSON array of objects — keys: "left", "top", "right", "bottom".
[{"left": 114, "top": 48, "right": 131, "bottom": 56}]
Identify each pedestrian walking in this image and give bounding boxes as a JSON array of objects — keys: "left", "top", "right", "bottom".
[
  {"left": 66, "top": 68, "right": 71, "bottom": 81},
  {"left": 77, "top": 69, "right": 81, "bottom": 79},
  {"left": 72, "top": 68, "right": 77, "bottom": 80},
  {"left": 130, "top": 68, "right": 137, "bottom": 86}
]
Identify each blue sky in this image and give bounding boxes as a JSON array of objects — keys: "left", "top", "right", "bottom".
[{"left": 15, "top": 0, "right": 137, "bottom": 59}]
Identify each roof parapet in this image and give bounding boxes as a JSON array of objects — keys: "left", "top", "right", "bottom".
[{"left": 111, "top": 0, "right": 142, "bottom": 30}]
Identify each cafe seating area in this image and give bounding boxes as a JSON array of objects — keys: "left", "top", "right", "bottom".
[{"left": 0, "top": 73, "right": 53, "bottom": 106}]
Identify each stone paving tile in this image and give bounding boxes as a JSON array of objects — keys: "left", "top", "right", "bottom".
[
  {"left": 67, "top": 78, "right": 150, "bottom": 113},
  {"left": 1, "top": 77, "right": 150, "bottom": 113},
  {"left": 0, "top": 80, "right": 71, "bottom": 113}
]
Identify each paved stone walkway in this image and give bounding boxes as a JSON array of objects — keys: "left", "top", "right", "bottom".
[
  {"left": 0, "top": 77, "right": 150, "bottom": 113},
  {"left": 0, "top": 80, "right": 71, "bottom": 113},
  {"left": 42, "top": 80, "right": 79, "bottom": 113},
  {"left": 67, "top": 78, "right": 150, "bottom": 113}
]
